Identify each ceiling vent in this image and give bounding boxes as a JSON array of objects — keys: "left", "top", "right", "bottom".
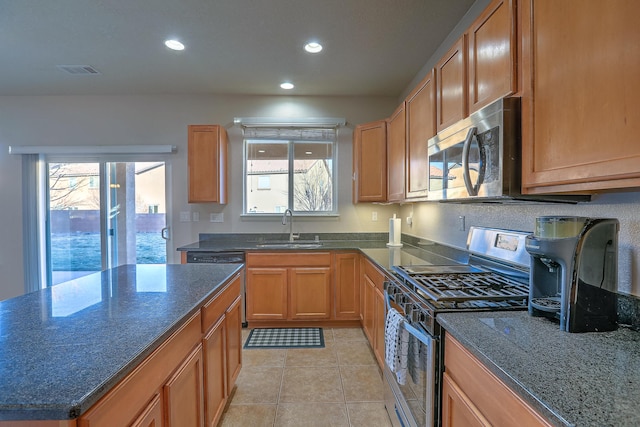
[{"left": 56, "top": 65, "right": 101, "bottom": 75}]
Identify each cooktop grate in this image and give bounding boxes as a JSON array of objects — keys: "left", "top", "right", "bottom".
[{"left": 409, "top": 272, "right": 529, "bottom": 302}]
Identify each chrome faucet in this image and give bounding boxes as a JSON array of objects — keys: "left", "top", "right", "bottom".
[{"left": 282, "top": 209, "right": 298, "bottom": 242}]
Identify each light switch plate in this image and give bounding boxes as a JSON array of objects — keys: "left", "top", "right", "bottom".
[{"left": 180, "top": 211, "right": 190, "bottom": 222}]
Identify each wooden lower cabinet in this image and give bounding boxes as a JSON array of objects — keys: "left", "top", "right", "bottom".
[
  {"left": 75, "top": 273, "right": 242, "bottom": 427},
  {"left": 360, "top": 257, "right": 388, "bottom": 368},
  {"left": 225, "top": 296, "right": 242, "bottom": 390},
  {"left": 333, "top": 252, "right": 360, "bottom": 320},
  {"left": 373, "top": 287, "right": 386, "bottom": 367},
  {"left": 442, "top": 372, "right": 490, "bottom": 427},
  {"left": 246, "top": 252, "right": 333, "bottom": 322},
  {"left": 361, "top": 272, "right": 375, "bottom": 344},
  {"left": 130, "top": 393, "right": 163, "bottom": 427},
  {"left": 164, "top": 345, "right": 204, "bottom": 427},
  {"left": 443, "top": 334, "right": 552, "bottom": 427},
  {"left": 290, "top": 267, "right": 332, "bottom": 319},
  {"left": 203, "top": 316, "right": 226, "bottom": 427}
]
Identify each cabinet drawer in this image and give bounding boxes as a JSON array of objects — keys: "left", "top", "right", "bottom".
[
  {"left": 247, "top": 252, "right": 331, "bottom": 267},
  {"left": 201, "top": 272, "right": 242, "bottom": 333},
  {"left": 363, "top": 258, "right": 386, "bottom": 291}
]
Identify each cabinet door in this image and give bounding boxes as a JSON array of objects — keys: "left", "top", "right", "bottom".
[
  {"left": 334, "top": 252, "right": 360, "bottom": 320},
  {"left": 405, "top": 70, "right": 436, "bottom": 200},
  {"left": 387, "top": 103, "right": 406, "bottom": 202},
  {"left": 373, "top": 286, "right": 386, "bottom": 368},
  {"left": 188, "top": 125, "right": 228, "bottom": 204},
  {"left": 225, "top": 296, "right": 243, "bottom": 390},
  {"left": 353, "top": 120, "right": 387, "bottom": 202},
  {"left": 203, "top": 317, "right": 226, "bottom": 427},
  {"left": 361, "top": 274, "right": 375, "bottom": 345},
  {"left": 467, "top": 0, "right": 516, "bottom": 113},
  {"left": 130, "top": 393, "right": 163, "bottom": 427},
  {"left": 441, "top": 372, "right": 491, "bottom": 427},
  {"left": 521, "top": 0, "right": 640, "bottom": 193},
  {"left": 290, "top": 267, "right": 332, "bottom": 320},
  {"left": 246, "top": 268, "right": 288, "bottom": 320},
  {"left": 164, "top": 344, "right": 204, "bottom": 427},
  {"left": 436, "top": 36, "right": 468, "bottom": 132}
]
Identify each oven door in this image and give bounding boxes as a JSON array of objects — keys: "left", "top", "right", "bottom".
[{"left": 384, "top": 292, "right": 437, "bottom": 427}]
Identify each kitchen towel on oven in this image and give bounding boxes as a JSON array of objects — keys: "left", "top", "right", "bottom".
[{"left": 385, "top": 307, "right": 409, "bottom": 385}]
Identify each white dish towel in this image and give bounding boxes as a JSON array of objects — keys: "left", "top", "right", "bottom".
[{"left": 384, "top": 307, "right": 409, "bottom": 385}]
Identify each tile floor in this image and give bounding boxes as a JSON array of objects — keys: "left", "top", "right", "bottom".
[{"left": 219, "top": 327, "right": 393, "bottom": 427}]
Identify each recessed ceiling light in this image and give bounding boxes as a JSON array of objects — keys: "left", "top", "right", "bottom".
[
  {"left": 258, "top": 150, "right": 266, "bottom": 153},
  {"left": 304, "top": 42, "right": 323, "bottom": 53},
  {"left": 305, "top": 151, "right": 313, "bottom": 155},
  {"left": 280, "top": 82, "right": 294, "bottom": 90},
  {"left": 164, "top": 39, "right": 185, "bottom": 51}
]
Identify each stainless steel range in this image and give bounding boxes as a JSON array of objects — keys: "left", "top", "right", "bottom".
[{"left": 383, "top": 226, "right": 531, "bottom": 427}]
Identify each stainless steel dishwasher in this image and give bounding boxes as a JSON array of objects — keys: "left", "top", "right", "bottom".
[{"left": 185, "top": 251, "right": 247, "bottom": 327}]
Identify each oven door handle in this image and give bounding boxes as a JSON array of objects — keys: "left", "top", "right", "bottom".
[{"left": 385, "top": 290, "right": 433, "bottom": 347}]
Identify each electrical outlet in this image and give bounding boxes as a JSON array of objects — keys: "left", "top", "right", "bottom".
[
  {"left": 210, "top": 213, "right": 224, "bottom": 223},
  {"left": 406, "top": 216, "right": 413, "bottom": 225},
  {"left": 192, "top": 212, "right": 199, "bottom": 222},
  {"left": 372, "top": 211, "right": 378, "bottom": 221},
  {"left": 458, "top": 215, "right": 466, "bottom": 231},
  {"left": 180, "top": 211, "right": 190, "bottom": 222}
]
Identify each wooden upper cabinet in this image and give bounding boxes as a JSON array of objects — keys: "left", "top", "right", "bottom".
[
  {"left": 405, "top": 70, "right": 436, "bottom": 200},
  {"left": 521, "top": 0, "right": 640, "bottom": 194},
  {"left": 467, "top": 0, "right": 516, "bottom": 113},
  {"left": 436, "top": 36, "right": 467, "bottom": 132},
  {"left": 188, "top": 125, "right": 228, "bottom": 204},
  {"left": 387, "top": 103, "right": 406, "bottom": 202},
  {"left": 353, "top": 120, "right": 387, "bottom": 202}
]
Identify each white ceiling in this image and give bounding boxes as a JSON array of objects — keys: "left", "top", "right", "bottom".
[{"left": 0, "top": 0, "right": 476, "bottom": 97}]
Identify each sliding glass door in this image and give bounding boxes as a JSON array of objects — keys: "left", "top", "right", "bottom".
[{"left": 47, "top": 161, "right": 167, "bottom": 286}]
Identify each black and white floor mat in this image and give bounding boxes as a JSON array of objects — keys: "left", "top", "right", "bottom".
[{"left": 244, "top": 327, "right": 325, "bottom": 349}]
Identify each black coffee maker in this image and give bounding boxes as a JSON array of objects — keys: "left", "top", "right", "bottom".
[{"left": 525, "top": 216, "right": 619, "bottom": 332}]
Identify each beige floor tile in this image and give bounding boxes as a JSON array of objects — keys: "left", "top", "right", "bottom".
[
  {"left": 340, "top": 365, "right": 385, "bottom": 402},
  {"left": 232, "top": 366, "right": 283, "bottom": 404},
  {"left": 346, "top": 402, "right": 393, "bottom": 427},
  {"left": 285, "top": 342, "right": 337, "bottom": 367},
  {"left": 243, "top": 348, "right": 286, "bottom": 367},
  {"left": 335, "top": 339, "right": 377, "bottom": 366},
  {"left": 275, "top": 402, "right": 349, "bottom": 427},
  {"left": 332, "top": 327, "right": 367, "bottom": 341},
  {"left": 219, "top": 403, "right": 277, "bottom": 427},
  {"left": 322, "top": 328, "right": 335, "bottom": 342},
  {"left": 280, "top": 366, "right": 344, "bottom": 403}
]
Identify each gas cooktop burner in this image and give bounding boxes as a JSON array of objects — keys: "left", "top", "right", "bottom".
[{"left": 410, "top": 271, "right": 529, "bottom": 302}]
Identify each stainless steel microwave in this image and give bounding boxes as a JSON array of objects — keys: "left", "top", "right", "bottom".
[{"left": 426, "top": 97, "right": 588, "bottom": 203}]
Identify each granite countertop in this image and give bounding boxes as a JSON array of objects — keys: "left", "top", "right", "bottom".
[
  {"left": 178, "top": 232, "right": 469, "bottom": 276},
  {"left": 437, "top": 311, "right": 640, "bottom": 427},
  {"left": 0, "top": 263, "right": 243, "bottom": 421}
]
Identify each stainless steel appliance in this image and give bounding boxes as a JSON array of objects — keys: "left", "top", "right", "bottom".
[
  {"left": 383, "top": 226, "right": 531, "bottom": 427},
  {"left": 525, "top": 216, "right": 619, "bottom": 332},
  {"left": 185, "top": 251, "right": 247, "bottom": 327},
  {"left": 426, "top": 97, "right": 589, "bottom": 203}
]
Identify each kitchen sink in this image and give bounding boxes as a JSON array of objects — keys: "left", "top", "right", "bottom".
[{"left": 256, "top": 242, "right": 323, "bottom": 249}]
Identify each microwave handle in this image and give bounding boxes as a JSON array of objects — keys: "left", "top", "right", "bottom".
[{"left": 462, "top": 127, "right": 479, "bottom": 196}]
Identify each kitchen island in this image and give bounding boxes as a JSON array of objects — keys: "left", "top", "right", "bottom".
[
  {"left": 0, "top": 263, "right": 243, "bottom": 423},
  {"left": 438, "top": 311, "right": 640, "bottom": 427}
]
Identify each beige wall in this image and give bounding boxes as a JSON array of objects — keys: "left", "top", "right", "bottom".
[{"left": 0, "top": 94, "right": 399, "bottom": 300}]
